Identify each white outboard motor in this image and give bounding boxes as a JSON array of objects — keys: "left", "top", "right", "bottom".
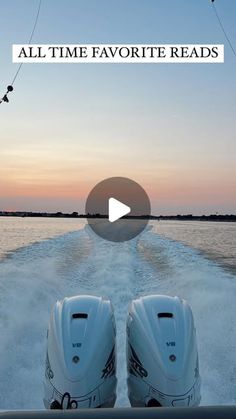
[
  {"left": 43, "top": 295, "right": 117, "bottom": 409},
  {"left": 126, "top": 295, "right": 201, "bottom": 407}
]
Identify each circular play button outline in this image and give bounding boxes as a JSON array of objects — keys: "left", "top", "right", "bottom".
[{"left": 85, "top": 176, "right": 151, "bottom": 242}]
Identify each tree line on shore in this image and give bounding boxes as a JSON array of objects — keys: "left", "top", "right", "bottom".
[{"left": 0, "top": 211, "right": 236, "bottom": 222}]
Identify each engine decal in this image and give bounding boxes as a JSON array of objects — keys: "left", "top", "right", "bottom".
[
  {"left": 101, "top": 346, "right": 116, "bottom": 379},
  {"left": 129, "top": 344, "right": 148, "bottom": 378},
  {"left": 45, "top": 351, "right": 54, "bottom": 380}
]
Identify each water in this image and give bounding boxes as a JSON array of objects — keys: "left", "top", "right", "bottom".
[
  {"left": 0, "top": 217, "right": 86, "bottom": 260},
  {"left": 0, "top": 218, "right": 236, "bottom": 409},
  {"left": 151, "top": 220, "right": 236, "bottom": 275}
]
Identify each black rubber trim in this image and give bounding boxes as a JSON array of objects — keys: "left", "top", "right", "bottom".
[{"left": 1, "top": 406, "right": 236, "bottom": 419}]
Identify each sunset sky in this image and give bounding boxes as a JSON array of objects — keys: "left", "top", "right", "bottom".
[{"left": 1, "top": 0, "right": 236, "bottom": 215}]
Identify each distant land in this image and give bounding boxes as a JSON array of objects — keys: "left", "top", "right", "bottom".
[{"left": 0, "top": 211, "right": 236, "bottom": 222}]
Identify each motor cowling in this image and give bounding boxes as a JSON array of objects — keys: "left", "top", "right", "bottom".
[
  {"left": 126, "top": 295, "right": 201, "bottom": 407},
  {"left": 43, "top": 295, "right": 117, "bottom": 409}
]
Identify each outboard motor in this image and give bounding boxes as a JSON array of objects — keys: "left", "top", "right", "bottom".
[
  {"left": 126, "top": 295, "right": 201, "bottom": 407},
  {"left": 43, "top": 295, "right": 117, "bottom": 409}
]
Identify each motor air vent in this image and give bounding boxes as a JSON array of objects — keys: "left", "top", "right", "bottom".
[
  {"left": 158, "top": 313, "right": 173, "bottom": 318},
  {"left": 72, "top": 313, "right": 88, "bottom": 319}
]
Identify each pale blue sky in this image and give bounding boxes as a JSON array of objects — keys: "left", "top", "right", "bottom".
[{"left": 0, "top": 0, "right": 236, "bottom": 214}]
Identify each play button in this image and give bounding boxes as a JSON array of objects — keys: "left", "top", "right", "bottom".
[
  {"left": 109, "top": 198, "right": 131, "bottom": 223},
  {"left": 85, "top": 177, "right": 151, "bottom": 242}
]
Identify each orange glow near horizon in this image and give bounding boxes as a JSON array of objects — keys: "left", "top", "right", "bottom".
[{"left": 1, "top": 166, "right": 236, "bottom": 214}]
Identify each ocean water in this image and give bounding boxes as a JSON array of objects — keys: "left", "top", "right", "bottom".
[
  {"left": 152, "top": 220, "right": 236, "bottom": 275},
  {"left": 0, "top": 217, "right": 86, "bottom": 260},
  {"left": 0, "top": 217, "right": 236, "bottom": 409}
]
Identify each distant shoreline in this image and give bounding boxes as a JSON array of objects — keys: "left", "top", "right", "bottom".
[{"left": 0, "top": 212, "right": 236, "bottom": 222}]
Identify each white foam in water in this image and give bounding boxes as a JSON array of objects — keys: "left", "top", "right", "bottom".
[{"left": 0, "top": 226, "right": 236, "bottom": 409}]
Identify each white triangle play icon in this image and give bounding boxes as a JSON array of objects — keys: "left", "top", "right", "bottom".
[{"left": 108, "top": 197, "right": 131, "bottom": 223}]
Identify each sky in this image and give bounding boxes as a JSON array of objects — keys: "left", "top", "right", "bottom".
[{"left": 0, "top": 0, "right": 236, "bottom": 215}]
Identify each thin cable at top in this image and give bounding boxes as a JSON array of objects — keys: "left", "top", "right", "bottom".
[
  {"left": 211, "top": 1, "right": 236, "bottom": 58},
  {"left": 11, "top": 0, "right": 42, "bottom": 86},
  {"left": 0, "top": 0, "right": 42, "bottom": 104}
]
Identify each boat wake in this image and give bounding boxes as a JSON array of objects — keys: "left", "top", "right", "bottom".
[{"left": 0, "top": 226, "right": 236, "bottom": 409}]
